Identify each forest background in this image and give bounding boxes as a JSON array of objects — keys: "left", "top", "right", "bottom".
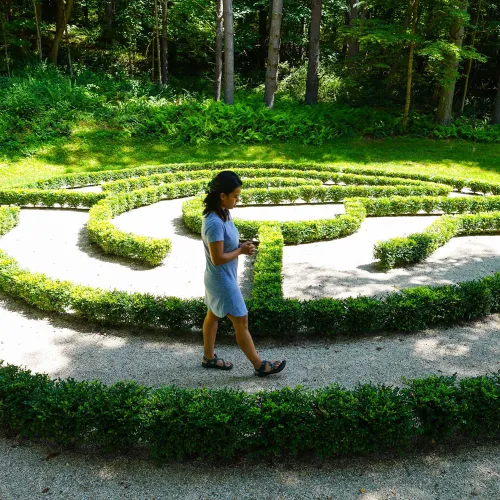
[{"left": 0, "top": 0, "right": 499, "bottom": 161}]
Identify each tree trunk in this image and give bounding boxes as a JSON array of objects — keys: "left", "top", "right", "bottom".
[
  {"left": 161, "top": 0, "right": 168, "bottom": 85},
  {"left": 402, "top": 0, "right": 419, "bottom": 128},
  {"left": 223, "top": 0, "right": 234, "bottom": 104},
  {"left": 62, "top": 0, "right": 73, "bottom": 78},
  {"left": 436, "top": 1, "right": 467, "bottom": 126},
  {"left": 460, "top": 0, "right": 481, "bottom": 113},
  {"left": 493, "top": 74, "right": 500, "bottom": 125},
  {"left": 48, "top": 0, "right": 74, "bottom": 65},
  {"left": 305, "top": 0, "right": 322, "bottom": 105},
  {"left": 154, "top": 0, "right": 162, "bottom": 84},
  {"left": 347, "top": 0, "right": 358, "bottom": 59},
  {"left": 214, "top": 0, "right": 223, "bottom": 100},
  {"left": 32, "top": 0, "right": 43, "bottom": 63},
  {"left": 265, "top": 0, "right": 283, "bottom": 109}
]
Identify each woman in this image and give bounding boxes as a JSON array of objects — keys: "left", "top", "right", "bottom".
[{"left": 201, "top": 170, "right": 286, "bottom": 377}]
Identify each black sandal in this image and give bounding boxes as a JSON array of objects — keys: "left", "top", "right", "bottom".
[
  {"left": 202, "top": 354, "right": 233, "bottom": 371},
  {"left": 255, "top": 360, "right": 286, "bottom": 377}
]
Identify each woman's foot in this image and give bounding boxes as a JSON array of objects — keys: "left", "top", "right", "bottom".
[
  {"left": 202, "top": 353, "right": 233, "bottom": 370},
  {"left": 254, "top": 360, "right": 286, "bottom": 377}
]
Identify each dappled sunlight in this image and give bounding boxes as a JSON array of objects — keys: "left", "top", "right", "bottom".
[{"left": 414, "top": 338, "right": 470, "bottom": 360}]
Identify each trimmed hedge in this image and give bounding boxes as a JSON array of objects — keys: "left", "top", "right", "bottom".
[
  {"left": 1, "top": 246, "right": 500, "bottom": 336},
  {"left": 0, "top": 206, "right": 20, "bottom": 235},
  {"left": 19, "top": 160, "right": 500, "bottom": 195},
  {"left": 374, "top": 211, "right": 500, "bottom": 269},
  {"left": 101, "top": 167, "right": 441, "bottom": 194},
  {"left": 252, "top": 223, "right": 284, "bottom": 302},
  {"left": 0, "top": 189, "right": 105, "bottom": 208},
  {"left": 183, "top": 197, "right": 367, "bottom": 244},
  {"left": 0, "top": 362, "right": 498, "bottom": 460}
]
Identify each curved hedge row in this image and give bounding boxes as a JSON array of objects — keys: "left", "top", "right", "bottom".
[
  {"left": 0, "top": 362, "right": 498, "bottom": 460},
  {"left": 0, "top": 206, "right": 20, "bottom": 236},
  {"left": 18, "top": 160, "right": 500, "bottom": 195}
]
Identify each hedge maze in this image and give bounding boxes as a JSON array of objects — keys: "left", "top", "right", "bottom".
[{"left": 0, "top": 161, "right": 499, "bottom": 459}]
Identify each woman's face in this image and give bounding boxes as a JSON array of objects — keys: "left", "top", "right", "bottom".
[{"left": 220, "top": 186, "right": 242, "bottom": 210}]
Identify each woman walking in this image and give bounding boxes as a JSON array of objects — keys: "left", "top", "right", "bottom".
[{"left": 201, "top": 170, "right": 286, "bottom": 377}]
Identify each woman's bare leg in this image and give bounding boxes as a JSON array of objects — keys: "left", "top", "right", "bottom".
[
  {"left": 227, "top": 314, "right": 282, "bottom": 371},
  {"left": 203, "top": 309, "right": 230, "bottom": 367}
]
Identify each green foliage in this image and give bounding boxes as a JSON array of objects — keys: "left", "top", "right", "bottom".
[
  {"left": 0, "top": 189, "right": 105, "bottom": 208},
  {"left": 0, "top": 206, "right": 20, "bottom": 235},
  {"left": 1, "top": 362, "right": 498, "bottom": 460}
]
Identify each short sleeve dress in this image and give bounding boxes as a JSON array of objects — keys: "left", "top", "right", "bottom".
[{"left": 201, "top": 211, "right": 248, "bottom": 319}]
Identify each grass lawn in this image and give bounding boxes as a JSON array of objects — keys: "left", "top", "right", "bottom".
[{"left": 1, "top": 126, "right": 499, "bottom": 187}]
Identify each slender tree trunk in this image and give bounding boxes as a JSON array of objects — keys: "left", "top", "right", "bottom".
[
  {"left": 305, "top": 0, "right": 322, "bottom": 105},
  {"left": 347, "top": 0, "right": 358, "bottom": 59},
  {"left": 32, "top": 0, "right": 43, "bottom": 63},
  {"left": 214, "top": 0, "right": 223, "bottom": 100},
  {"left": 460, "top": 0, "right": 481, "bottom": 113},
  {"left": 161, "top": 0, "right": 168, "bottom": 85},
  {"left": 493, "top": 74, "right": 500, "bottom": 125},
  {"left": 402, "top": 0, "right": 419, "bottom": 128},
  {"left": 436, "top": 1, "right": 467, "bottom": 126},
  {"left": 223, "top": 0, "right": 234, "bottom": 104},
  {"left": 265, "top": 0, "right": 283, "bottom": 109},
  {"left": 153, "top": 0, "right": 161, "bottom": 84},
  {"left": 0, "top": 14, "right": 10, "bottom": 78},
  {"left": 49, "top": 0, "right": 74, "bottom": 65},
  {"left": 62, "top": 0, "right": 73, "bottom": 78}
]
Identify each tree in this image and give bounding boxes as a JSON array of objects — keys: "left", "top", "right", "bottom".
[
  {"left": 154, "top": 0, "right": 162, "bottom": 84},
  {"left": 49, "top": 0, "right": 74, "bottom": 64},
  {"left": 32, "top": 0, "right": 42, "bottom": 64},
  {"left": 347, "top": 0, "right": 358, "bottom": 59},
  {"left": 435, "top": 0, "right": 468, "bottom": 125},
  {"left": 215, "top": 0, "right": 223, "bottom": 100},
  {"left": 223, "top": 0, "right": 235, "bottom": 104},
  {"left": 265, "top": 0, "right": 283, "bottom": 109},
  {"left": 402, "top": 0, "right": 419, "bottom": 127},
  {"left": 161, "top": 0, "right": 168, "bottom": 85},
  {"left": 305, "top": 0, "right": 322, "bottom": 104}
]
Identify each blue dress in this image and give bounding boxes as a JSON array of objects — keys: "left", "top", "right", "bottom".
[{"left": 201, "top": 211, "right": 248, "bottom": 318}]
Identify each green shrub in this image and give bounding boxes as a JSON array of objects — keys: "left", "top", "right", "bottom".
[{"left": 0, "top": 206, "right": 20, "bottom": 235}]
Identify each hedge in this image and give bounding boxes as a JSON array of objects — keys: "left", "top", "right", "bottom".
[
  {"left": 0, "top": 362, "right": 498, "bottom": 460},
  {"left": 18, "top": 160, "right": 500, "bottom": 195},
  {"left": 0, "top": 189, "right": 105, "bottom": 208},
  {"left": 374, "top": 211, "right": 500, "bottom": 269},
  {"left": 183, "top": 197, "right": 367, "bottom": 244},
  {"left": 1, "top": 244, "right": 500, "bottom": 336},
  {"left": 0, "top": 206, "right": 20, "bottom": 235},
  {"left": 101, "top": 167, "right": 441, "bottom": 194}
]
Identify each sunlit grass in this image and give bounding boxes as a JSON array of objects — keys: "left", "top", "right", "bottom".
[{"left": 1, "top": 125, "right": 499, "bottom": 187}]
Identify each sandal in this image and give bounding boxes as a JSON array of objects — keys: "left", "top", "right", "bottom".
[
  {"left": 255, "top": 359, "right": 286, "bottom": 377},
  {"left": 202, "top": 353, "right": 233, "bottom": 371}
]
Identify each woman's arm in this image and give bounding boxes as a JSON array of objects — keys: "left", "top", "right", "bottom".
[{"left": 208, "top": 240, "right": 255, "bottom": 266}]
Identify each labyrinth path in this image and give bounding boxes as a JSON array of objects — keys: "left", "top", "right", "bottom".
[{"left": 0, "top": 161, "right": 499, "bottom": 461}]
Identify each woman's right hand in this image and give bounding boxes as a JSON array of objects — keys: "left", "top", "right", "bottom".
[{"left": 239, "top": 241, "right": 256, "bottom": 256}]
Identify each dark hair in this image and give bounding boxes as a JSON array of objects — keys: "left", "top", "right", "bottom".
[{"left": 203, "top": 171, "right": 243, "bottom": 221}]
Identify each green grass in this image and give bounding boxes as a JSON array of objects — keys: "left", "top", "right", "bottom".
[{"left": 1, "top": 126, "right": 499, "bottom": 187}]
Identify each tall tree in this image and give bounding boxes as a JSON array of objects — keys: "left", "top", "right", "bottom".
[
  {"left": 223, "top": 0, "right": 234, "bottom": 104},
  {"left": 436, "top": 0, "right": 468, "bottom": 125},
  {"left": 215, "top": 0, "right": 223, "bottom": 100},
  {"left": 49, "top": 0, "right": 74, "bottom": 64},
  {"left": 305, "top": 0, "right": 322, "bottom": 105},
  {"left": 32, "top": 0, "right": 42, "bottom": 63},
  {"left": 154, "top": 0, "right": 162, "bottom": 84},
  {"left": 265, "top": 0, "right": 283, "bottom": 109},
  {"left": 402, "top": 0, "right": 419, "bottom": 127},
  {"left": 161, "top": 0, "right": 168, "bottom": 85},
  {"left": 347, "top": 0, "right": 358, "bottom": 59},
  {"left": 0, "top": 13, "right": 10, "bottom": 78}
]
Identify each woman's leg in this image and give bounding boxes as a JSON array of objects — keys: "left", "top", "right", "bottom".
[
  {"left": 203, "top": 309, "right": 231, "bottom": 367},
  {"left": 227, "top": 314, "right": 282, "bottom": 371}
]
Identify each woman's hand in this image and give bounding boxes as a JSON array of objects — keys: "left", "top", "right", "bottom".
[{"left": 239, "top": 241, "right": 256, "bottom": 256}]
